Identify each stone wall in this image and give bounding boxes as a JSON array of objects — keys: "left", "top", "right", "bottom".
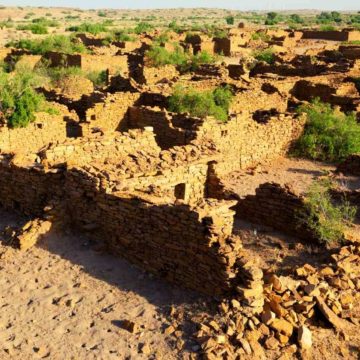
[
  {"left": 44, "top": 52, "right": 81, "bottom": 67},
  {"left": 65, "top": 172, "right": 242, "bottom": 295},
  {"left": 80, "top": 54, "right": 129, "bottom": 75},
  {"left": 142, "top": 65, "right": 179, "bottom": 85},
  {"left": 0, "top": 107, "right": 75, "bottom": 155},
  {"left": 195, "top": 115, "right": 304, "bottom": 176},
  {"left": 84, "top": 92, "right": 141, "bottom": 134},
  {"left": 0, "top": 151, "right": 246, "bottom": 296},
  {"left": 40, "top": 129, "right": 161, "bottom": 168},
  {"left": 0, "top": 158, "right": 63, "bottom": 217},
  {"left": 127, "top": 106, "right": 197, "bottom": 149},
  {"left": 302, "top": 30, "right": 360, "bottom": 42},
  {"left": 235, "top": 182, "right": 314, "bottom": 240},
  {"left": 339, "top": 45, "right": 360, "bottom": 60}
]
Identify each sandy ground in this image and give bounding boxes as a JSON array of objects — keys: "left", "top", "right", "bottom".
[
  {"left": 0, "top": 209, "right": 203, "bottom": 360},
  {"left": 1, "top": 205, "right": 360, "bottom": 360},
  {"left": 223, "top": 157, "right": 360, "bottom": 197}
]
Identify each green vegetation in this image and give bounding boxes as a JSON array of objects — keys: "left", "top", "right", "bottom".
[
  {"left": 294, "top": 100, "right": 360, "bottom": 162},
  {"left": 301, "top": 179, "right": 356, "bottom": 245},
  {"left": 133, "top": 22, "right": 154, "bottom": 34},
  {"left": 168, "top": 20, "right": 183, "bottom": 34},
  {"left": 225, "top": 16, "right": 235, "bottom": 25},
  {"left": 343, "top": 40, "right": 360, "bottom": 45},
  {"left": 36, "top": 64, "right": 107, "bottom": 88},
  {"left": 7, "top": 35, "right": 87, "bottom": 55},
  {"left": 17, "top": 17, "right": 60, "bottom": 34},
  {"left": 97, "top": 10, "right": 107, "bottom": 17},
  {"left": 168, "top": 85, "right": 233, "bottom": 122},
  {"left": 103, "top": 29, "right": 136, "bottom": 44},
  {"left": 145, "top": 45, "right": 187, "bottom": 67},
  {"left": 251, "top": 31, "right": 270, "bottom": 42},
  {"left": 0, "top": 19, "right": 14, "bottom": 29},
  {"left": 253, "top": 48, "right": 275, "bottom": 64},
  {"left": 319, "top": 24, "right": 336, "bottom": 31},
  {"left": 317, "top": 11, "right": 342, "bottom": 25},
  {"left": 350, "top": 14, "right": 360, "bottom": 24},
  {"left": 289, "top": 14, "right": 304, "bottom": 24},
  {"left": 265, "top": 12, "right": 281, "bottom": 25},
  {"left": 153, "top": 32, "right": 170, "bottom": 44},
  {"left": 17, "top": 22, "right": 48, "bottom": 34},
  {"left": 0, "top": 67, "right": 54, "bottom": 128},
  {"left": 86, "top": 70, "right": 107, "bottom": 87},
  {"left": 67, "top": 22, "right": 108, "bottom": 35},
  {"left": 145, "top": 45, "right": 217, "bottom": 72}
]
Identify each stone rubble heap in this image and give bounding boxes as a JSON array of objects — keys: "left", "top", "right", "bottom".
[{"left": 162, "top": 241, "right": 360, "bottom": 359}]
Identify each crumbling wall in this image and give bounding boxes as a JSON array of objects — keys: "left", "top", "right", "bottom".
[
  {"left": 235, "top": 182, "right": 314, "bottom": 240},
  {"left": 214, "top": 38, "right": 231, "bottom": 56},
  {"left": 195, "top": 115, "right": 304, "bottom": 176},
  {"left": 0, "top": 108, "right": 74, "bottom": 155},
  {"left": 302, "top": 30, "right": 360, "bottom": 41},
  {"left": 231, "top": 89, "right": 288, "bottom": 114},
  {"left": 339, "top": 45, "right": 360, "bottom": 60},
  {"left": 142, "top": 65, "right": 178, "bottom": 84},
  {"left": 80, "top": 54, "right": 129, "bottom": 75},
  {"left": 0, "top": 151, "right": 246, "bottom": 296},
  {"left": 0, "top": 158, "right": 63, "bottom": 217},
  {"left": 65, "top": 171, "right": 241, "bottom": 295},
  {"left": 84, "top": 92, "right": 141, "bottom": 133},
  {"left": 43, "top": 52, "right": 81, "bottom": 67},
  {"left": 127, "top": 106, "right": 195, "bottom": 148},
  {"left": 40, "top": 129, "right": 161, "bottom": 168}
]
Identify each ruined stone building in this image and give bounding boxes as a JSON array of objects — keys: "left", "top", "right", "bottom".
[{"left": 0, "top": 27, "right": 360, "bottom": 303}]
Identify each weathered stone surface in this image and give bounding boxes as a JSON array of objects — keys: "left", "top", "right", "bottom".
[{"left": 298, "top": 325, "right": 312, "bottom": 350}]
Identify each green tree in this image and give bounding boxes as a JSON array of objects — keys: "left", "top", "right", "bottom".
[
  {"left": 225, "top": 16, "right": 235, "bottom": 25},
  {"left": 294, "top": 100, "right": 360, "bottom": 161}
]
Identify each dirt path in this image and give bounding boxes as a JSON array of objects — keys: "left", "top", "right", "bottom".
[{"left": 0, "top": 209, "right": 201, "bottom": 360}]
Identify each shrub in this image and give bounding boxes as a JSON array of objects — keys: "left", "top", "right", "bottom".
[
  {"left": 317, "top": 11, "right": 342, "bottom": 25},
  {"left": 153, "top": 32, "right": 170, "bottom": 44},
  {"left": 253, "top": 48, "right": 275, "bottom": 64},
  {"left": 145, "top": 45, "right": 187, "bottom": 68},
  {"left": 98, "top": 10, "right": 107, "bottom": 17},
  {"left": 32, "top": 17, "right": 59, "bottom": 27},
  {"left": 37, "top": 63, "right": 107, "bottom": 88},
  {"left": 187, "top": 51, "right": 217, "bottom": 72},
  {"left": 301, "top": 179, "right": 356, "bottom": 244},
  {"left": 17, "top": 23, "right": 48, "bottom": 34},
  {"left": 168, "top": 86, "right": 233, "bottom": 122},
  {"left": 86, "top": 70, "right": 107, "bottom": 87},
  {"left": 251, "top": 31, "right": 270, "bottom": 42},
  {"left": 213, "top": 28, "right": 228, "bottom": 39},
  {"left": 265, "top": 12, "right": 280, "bottom": 25},
  {"left": 67, "top": 22, "right": 108, "bottom": 35},
  {"left": 7, "top": 35, "right": 87, "bottom": 55},
  {"left": 0, "top": 67, "right": 52, "bottom": 128},
  {"left": 320, "top": 24, "right": 336, "bottom": 31},
  {"left": 225, "top": 16, "right": 235, "bottom": 25},
  {"left": 38, "top": 65, "right": 83, "bottom": 84},
  {"left": 145, "top": 46, "right": 217, "bottom": 72},
  {"left": 353, "top": 77, "right": 360, "bottom": 92},
  {"left": 105, "top": 29, "right": 135, "bottom": 43},
  {"left": 294, "top": 100, "right": 360, "bottom": 162},
  {"left": 133, "top": 22, "right": 153, "bottom": 34},
  {"left": 289, "top": 14, "right": 304, "bottom": 24},
  {"left": 168, "top": 20, "right": 183, "bottom": 34}
]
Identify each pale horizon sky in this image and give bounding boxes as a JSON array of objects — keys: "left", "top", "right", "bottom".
[{"left": 0, "top": 0, "right": 359, "bottom": 11}]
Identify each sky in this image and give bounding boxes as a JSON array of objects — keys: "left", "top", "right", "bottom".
[{"left": 0, "top": 0, "right": 359, "bottom": 11}]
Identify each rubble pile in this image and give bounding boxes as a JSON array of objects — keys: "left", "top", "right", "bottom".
[{"left": 173, "top": 242, "right": 360, "bottom": 359}]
